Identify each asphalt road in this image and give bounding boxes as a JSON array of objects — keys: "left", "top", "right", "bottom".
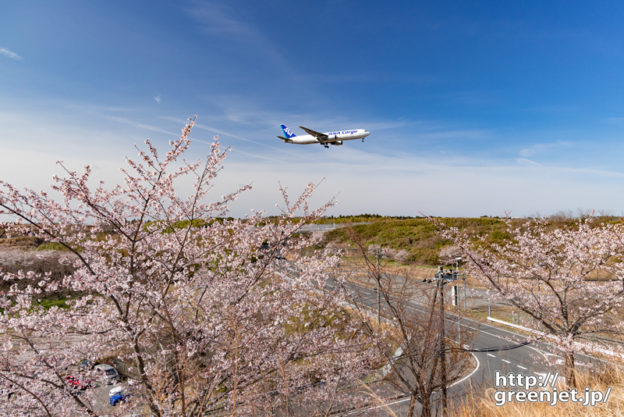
[{"left": 324, "top": 277, "right": 603, "bottom": 416}]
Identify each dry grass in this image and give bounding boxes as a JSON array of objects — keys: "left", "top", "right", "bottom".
[
  {"left": 340, "top": 256, "right": 435, "bottom": 284},
  {"left": 450, "top": 367, "right": 624, "bottom": 417},
  {"left": 338, "top": 255, "right": 488, "bottom": 290},
  {"left": 0, "top": 236, "right": 42, "bottom": 249}
]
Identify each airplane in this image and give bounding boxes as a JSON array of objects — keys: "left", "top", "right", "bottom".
[{"left": 277, "top": 125, "right": 370, "bottom": 148}]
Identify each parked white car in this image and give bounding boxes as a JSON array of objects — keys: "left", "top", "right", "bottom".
[{"left": 94, "top": 364, "right": 120, "bottom": 385}]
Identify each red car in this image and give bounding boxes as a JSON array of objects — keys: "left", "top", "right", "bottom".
[{"left": 65, "top": 375, "right": 92, "bottom": 391}]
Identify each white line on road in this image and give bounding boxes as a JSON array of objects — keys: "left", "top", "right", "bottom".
[
  {"left": 460, "top": 321, "right": 551, "bottom": 362},
  {"left": 487, "top": 353, "right": 496, "bottom": 358},
  {"left": 449, "top": 352, "right": 480, "bottom": 388},
  {"left": 517, "top": 365, "right": 527, "bottom": 370},
  {"left": 502, "top": 359, "right": 511, "bottom": 364},
  {"left": 343, "top": 352, "right": 481, "bottom": 415}
]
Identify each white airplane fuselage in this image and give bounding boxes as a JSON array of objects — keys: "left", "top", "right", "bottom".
[{"left": 289, "top": 129, "right": 370, "bottom": 145}]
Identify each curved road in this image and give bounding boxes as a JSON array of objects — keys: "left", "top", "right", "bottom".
[{"left": 329, "top": 278, "right": 597, "bottom": 416}]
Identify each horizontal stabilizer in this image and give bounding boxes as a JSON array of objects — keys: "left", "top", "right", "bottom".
[{"left": 277, "top": 136, "right": 293, "bottom": 143}]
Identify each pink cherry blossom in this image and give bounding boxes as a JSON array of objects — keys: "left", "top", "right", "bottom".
[
  {"left": 0, "top": 118, "right": 377, "bottom": 416},
  {"left": 438, "top": 216, "right": 624, "bottom": 387}
]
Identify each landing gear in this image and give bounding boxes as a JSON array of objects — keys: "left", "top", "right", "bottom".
[
  {"left": 362, "top": 138, "right": 365, "bottom": 142},
  {"left": 323, "top": 144, "right": 329, "bottom": 149}
]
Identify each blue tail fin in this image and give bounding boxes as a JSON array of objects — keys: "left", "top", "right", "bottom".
[{"left": 280, "top": 124, "right": 296, "bottom": 138}]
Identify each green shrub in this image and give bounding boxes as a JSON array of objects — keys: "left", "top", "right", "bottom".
[
  {"left": 37, "top": 242, "right": 72, "bottom": 251},
  {"left": 321, "top": 216, "right": 612, "bottom": 266}
]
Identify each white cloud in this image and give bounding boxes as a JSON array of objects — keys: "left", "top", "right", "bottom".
[
  {"left": 186, "top": 1, "right": 250, "bottom": 34},
  {"left": 515, "top": 158, "right": 542, "bottom": 167},
  {"left": 3, "top": 103, "right": 624, "bottom": 219},
  {"left": 4, "top": 115, "right": 624, "bottom": 219},
  {"left": 105, "top": 116, "right": 178, "bottom": 136},
  {"left": 160, "top": 115, "right": 270, "bottom": 146},
  {"left": 519, "top": 140, "right": 571, "bottom": 157},
  {"left": 154, "top": 95, "right": 161, "bottom": 103},
  {"left": 62, "top": 102, "right": 136, "bottom": 113},
  {"left": 184, "top": 1, "right": 296, "bottom": 78},
  {"left": 0, "top": 47, "right": 22, "bottom": 60},
  {"left": 218, "top": 149, "right": 624, "bottom": 218}
]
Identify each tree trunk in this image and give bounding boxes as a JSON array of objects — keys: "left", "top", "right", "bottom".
[
  {"left": 407, "top": 395, "right": 416, "bottom": 417},
  {"left": 564, "top": 350, "right": 576, "bottom": 388},
  {"left": 419, "top": 394, "right": 431, "bottom": 417}
]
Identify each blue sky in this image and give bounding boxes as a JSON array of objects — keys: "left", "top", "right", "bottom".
[{"left": 2, "top": 1, "right": 624, "bottom": 217}]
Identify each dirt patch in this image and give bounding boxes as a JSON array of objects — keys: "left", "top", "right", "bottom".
[{"left": 0, "top": 236, "right": 42, "bottom": 249}]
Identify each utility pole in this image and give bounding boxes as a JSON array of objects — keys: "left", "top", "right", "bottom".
[
  {"left": 438, "top": 276, "right": 448, "bottom": 414},
  {"left": 377, "top": 247, "right": 382, "bottom": 326},
  {"left": 455, "top": 257, "right": 463, "bottom": 344},
  {"left": 455, "top": 274, "right": 461, "bottom": 344},
  {"left": 457, "top": 257, "right": 466, "bottom": 311}
]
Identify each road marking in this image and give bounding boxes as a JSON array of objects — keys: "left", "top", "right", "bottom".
[
  {"left": 487, "top": 353, "right": 496, "bottom": 358},
  {"left": 351, "top": 282, "right": 589, "bottom": 374},
  {"left": 343, "top": 395, "right": 411, "bottom": 415},
  {"left": 527, "top": 345, "right": 550, "bottom": 362},
  {"left": 347, "top": 284, "right": 551, "bottom": 372},
  {"left": 343, "top": 351, "right": 481, "bottom": 415},
  {"left": 517, "top": 365, "right": 527, "bottom": 370},
  {"left": 443, "top": 319, "right": 553, "bottom": 365},
  {"left": 449, "top": 352, "right": 480, "bottom": 388},
  {"left": 502, "top": 359, "right": 511, "bottom": 364}
]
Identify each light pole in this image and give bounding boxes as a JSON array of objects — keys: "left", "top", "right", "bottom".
[
  {"left": 377, "top": 247, "right": 382, "bottom": 326},
  {"left": 456, "top": 257, "right": 465, "bottom": 311},
  {"left": 454, "top": 273, "right": 461, "bottom": 344},
  {"left": 454, "top": 257, "right": 463, "bottom": 343}
]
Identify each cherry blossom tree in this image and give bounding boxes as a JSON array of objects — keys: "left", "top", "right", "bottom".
[
  {"left": 0, "top": 118, "right": 377, "bottom": 416},
  {"left": 440, "top": 217, "right": 624, "bottom": 387},
  {"left": 348, "top": 230, "right": 472, "bottom": 417}
]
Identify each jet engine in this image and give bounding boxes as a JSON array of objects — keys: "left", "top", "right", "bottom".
[{"left": 330, "top": 140, "right": 343, "bottom": 146}]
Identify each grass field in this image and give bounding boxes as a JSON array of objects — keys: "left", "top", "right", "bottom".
[
  {"left": 321, "top": 215, "right": 624, "bottom": 266},
  {"left": 450, "top": 366, "right": 624, "bottom": 417}
]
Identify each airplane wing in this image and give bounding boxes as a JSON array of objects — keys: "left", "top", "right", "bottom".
[{"left": 299, "top": 126, "right": 330, "bottom": 142}]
